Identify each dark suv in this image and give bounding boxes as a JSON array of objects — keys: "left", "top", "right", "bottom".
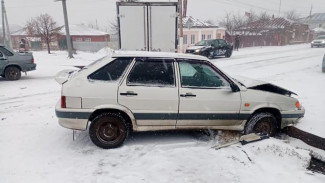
[{"left": 186, "top": 39, "right": 233, "bottom": 58}]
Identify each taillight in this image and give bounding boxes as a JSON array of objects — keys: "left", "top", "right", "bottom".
[
  {"left": 31, "top": 57, "right": 34, "bottom": 64},
  {"left": 61, "top": 96, "right": 66, "bottom": 108}
]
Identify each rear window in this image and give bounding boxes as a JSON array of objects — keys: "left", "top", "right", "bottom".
[
  {"left": 88, "top": 57, "right": 133, "bottom": 81},
  {"left": 0, "top": 47, "right": 13, "bottom": 56}
]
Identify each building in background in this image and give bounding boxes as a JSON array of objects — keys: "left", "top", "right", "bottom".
[
  {"left": 232, "top": 17, "right": 310, "bottom": 48},
  {"left": 300, "top": 13, "right": 325, "bottom": 36},
  {"left": 11, "top": 24, "right": 110, "bottom": 52},
  {"left": 11, "top": 28, "right": 43, "bottom": 50},
  {"left": 180, "top": 16, "right": 226, "bottom": 51},
  {"left": 58, "top": 24, "right": 109, "bottom": 52}
]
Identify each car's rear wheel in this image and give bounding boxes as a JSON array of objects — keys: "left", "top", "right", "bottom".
[
  {"left": 244, "top": 112, "right": 277, "bottom": 136},
  {"left": 5, "top": 66, "right": 21, "bottom": 80},
  {"left": 89, "top": 113, "right": 128, "bottom": 149}
]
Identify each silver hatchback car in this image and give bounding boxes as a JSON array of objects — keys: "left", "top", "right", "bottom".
[{"left": 55, "top": 52, "right": 305, "bottom": 149}]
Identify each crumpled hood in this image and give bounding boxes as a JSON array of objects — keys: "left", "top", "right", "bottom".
[
  {"left": 186, "top": 46, "right": 209, "bottom": 50},
  {"left": 233, "top": 76, "right": 297, "bottom": 96}
]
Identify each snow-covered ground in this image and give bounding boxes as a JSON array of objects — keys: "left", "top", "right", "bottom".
[{"left": 0, "top": 44, "right": 324, "bottom": 182}]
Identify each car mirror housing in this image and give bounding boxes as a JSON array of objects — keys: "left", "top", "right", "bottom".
[{"left": 230, "top": 83, "right": 240, "bottom": 92}]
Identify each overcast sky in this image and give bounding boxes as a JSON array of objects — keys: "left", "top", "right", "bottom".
[{"left": 4, "top": 0, "right": 325, "bottom": 32}]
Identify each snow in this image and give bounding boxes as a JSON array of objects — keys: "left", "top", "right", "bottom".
[{"left": 1, "top": 44, "right": 325, "bottom": 182}]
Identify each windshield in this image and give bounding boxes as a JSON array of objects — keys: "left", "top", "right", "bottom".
[
  {"left": 316, "top": 36, "right": 325, "bottom": 39},
  {"left": 195, "top": 40, "right": 214, "bottom": 46}
]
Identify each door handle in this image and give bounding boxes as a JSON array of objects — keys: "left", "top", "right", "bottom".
[
  {"left": 180, "top": 93, "right": 196, "bottom": 97},
  {"left": 120, "top": 91, "right": 138, "bottom": 96}
]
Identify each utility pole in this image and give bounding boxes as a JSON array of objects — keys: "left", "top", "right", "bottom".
[
  {"left": 55, "top": 0, "right": 73, "bottom": 58},
  {"left": 309, "top": 4, "right": 313, "bottom": 17},
  {"left": 1, "top": 0, "right": 5, "bottom": 45},
  {"left": 1, "top": 0, "right": 11, "bottom": 48},
  {"left": 4, "top": 2, "right": 11, "bottom": 48},
  {"left": 278, "top": 0, "right": 282, "bottom": 17},
  {"left": 178, "top": 0, "right": 183, "bottom": 53}
]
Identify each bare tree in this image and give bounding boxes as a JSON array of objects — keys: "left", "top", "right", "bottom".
[
  {"left": 258, "top": 11, "right": 271, "bottom": 22},
  {"left": 108, "top": 19, "right": 119, "bottom": 35},
  {"left": 285, "top": 10, "right": 300, "bottom": 21},
  {"left": 219, "top": 12, "right": 235, "bottom": 36},
  {"left": 26, "top": 14, "right": 59, "bottom": 54}
]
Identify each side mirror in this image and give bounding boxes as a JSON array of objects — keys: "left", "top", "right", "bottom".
[
  {"left": 230, "top": 83, "right": 240, "bottom": 92},
  {"left": 211, "top": 44, "right": 215, "bottom": 47}
]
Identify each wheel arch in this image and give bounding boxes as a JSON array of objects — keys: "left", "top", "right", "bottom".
[
  {"left": 245, "top": 107, "right": 282, "bottom": 129},
  {"left": 88, "top": 106, "right": 136, "bottom": 132},
  {"left": 5, "top": 64, "right": 22, "bottom": 72}
]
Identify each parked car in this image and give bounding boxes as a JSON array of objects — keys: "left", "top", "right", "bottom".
[
  {"left": 185, "top": 39, "right": 233, "bottom": 58},
  {"left": 322, "top": 55, "right": 325, "bottom": 72},
  {"left": 55, "top": 52, "right": 305, "bottom": 149},
  {"left": 0, "top": 45, "right": 36, "bottom": 80},
  {"left": 311, "top": 35, "right": 325, "bottom": 48}
]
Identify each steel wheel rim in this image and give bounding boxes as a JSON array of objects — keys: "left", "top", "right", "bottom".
[
  {"left": 254, "top": 119, "right": 272, "bottom": 135},
  {"left": 8, "top": 69, "right": 18, "bottom": 78},
  {"left": 95, "top": 117, "right": 125, "bottom": 145}
]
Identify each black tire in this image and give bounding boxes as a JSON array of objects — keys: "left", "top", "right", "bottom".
[
  {"left": 89, "top": 113, "right": 129, "bottom": 149},
  {"left": 5, "top": 66, "right": 21, "bottom": 80},
  {"left": 244, "top": 112, "right": 277, "bottom": 136},
  {"left": 225, "top": 50, "right": 232, "bottom": 58}
]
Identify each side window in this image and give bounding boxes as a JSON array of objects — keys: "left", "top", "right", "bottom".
[
  {"left": 179, "top": 61, "right": 230, "bottom": 88},
  {"left": 127, "top": 59, "right": 175, "bottom": 87},
  {"left": 88, "top": 57, "right": 133, "bottom": 81},
  {"left": 213, "top": 40, "right": 219, "bottom": 47},
  {"left": 0, "top": 47, "right": 13, "bottom": 56},
  {"left": 219, "top": 39, "right": 226, "bottom": 47}
]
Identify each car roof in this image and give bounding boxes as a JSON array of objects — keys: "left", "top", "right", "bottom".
[{"left": 111, "top": 51, "right": 209, "bottom": 61}]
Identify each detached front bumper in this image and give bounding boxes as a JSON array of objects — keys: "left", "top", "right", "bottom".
[
  {"left": 281, "top": 107, "right": 305, "bottom": 128},
  {"left": 55, "top": 100, "right": 93, "bottom": 131}
]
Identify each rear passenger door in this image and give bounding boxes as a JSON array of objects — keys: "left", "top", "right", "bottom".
[{"left": 118, "top": 58, "right": 179, "bottom": 126}]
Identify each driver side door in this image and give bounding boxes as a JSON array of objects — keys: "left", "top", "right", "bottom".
[{"left": 176, "top": 60, "right": 242, "bottom": 127}]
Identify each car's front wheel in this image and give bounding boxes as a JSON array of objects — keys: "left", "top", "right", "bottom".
[
  {"left": 244, "top": 112, "right": 277, "bottom": 136},
  {"left": 5, "top": 66, "right": 21, "bottom": 80},
  {"left": 89, "top": 113, "right": 129, "bottom": 149}
]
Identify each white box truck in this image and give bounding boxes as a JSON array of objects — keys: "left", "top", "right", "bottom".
[{"left": 116, "top": 1, "right": 178, "bottom": 52}]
